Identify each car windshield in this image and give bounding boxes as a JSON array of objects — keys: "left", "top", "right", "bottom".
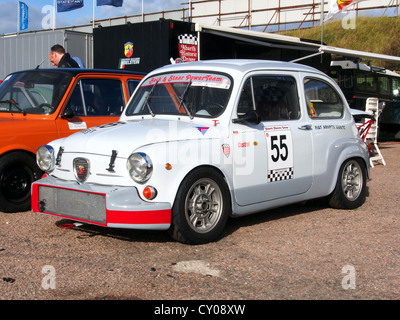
[
  {"left": 125, "top": 72, "right": 232, "bottom": 118},
  {"left": 0, "top": 70, "right": 73, "bottom": 115}
]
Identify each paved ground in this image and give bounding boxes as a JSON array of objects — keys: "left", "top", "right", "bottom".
[{"left": 1, "top": 142, "right": 399, "bottom": 305}]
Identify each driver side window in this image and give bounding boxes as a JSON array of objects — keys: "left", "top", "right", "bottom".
[
  {"left": 237, "top": 76, "right": 300, "bottom": 121},
  {"left": 64, "top": 79, "right": 125, "bottom": 117}
]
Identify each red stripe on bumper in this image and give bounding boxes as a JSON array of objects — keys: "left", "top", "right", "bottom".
[{"left": 107, "top": 209, "right": 171, "bottom": 225}]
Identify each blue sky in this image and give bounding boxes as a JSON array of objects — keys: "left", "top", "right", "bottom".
[
  {"left": 2, "top": 1, "right": 398, "bottom": 35},
  {"left": 0, "top": 0, "right": 185, "bottom": 34}
]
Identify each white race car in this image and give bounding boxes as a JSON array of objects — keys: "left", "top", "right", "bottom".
[{"left": 32, "top": 60, "right": 369, "bottom": 244}]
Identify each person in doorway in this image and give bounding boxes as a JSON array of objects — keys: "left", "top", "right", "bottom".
[{"left": 49, "top": 44, "right": 80, "bottom": 68}]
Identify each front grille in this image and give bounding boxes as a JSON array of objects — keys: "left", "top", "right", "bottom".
[{"left": 38, "top": 186, "right": 106, "bottom": 224}]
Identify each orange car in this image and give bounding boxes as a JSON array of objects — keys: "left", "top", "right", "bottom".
[{"left": 0, "top": 68, "right": 144, "bottom": 212}]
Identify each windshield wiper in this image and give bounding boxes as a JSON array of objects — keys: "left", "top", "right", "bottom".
[
  {"left": 143, "top": 80, "right": 158, "bottom": 117},
  {"left": 0, "top": 99, "right": 26, "bottom": 116},
  {"left": 177, "top": 81, "right": 193, "bottom": 119}
]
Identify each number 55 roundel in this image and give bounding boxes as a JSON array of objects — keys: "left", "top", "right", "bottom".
[{"left": 265, "top": 126, "right": 294, "bottom": 183}]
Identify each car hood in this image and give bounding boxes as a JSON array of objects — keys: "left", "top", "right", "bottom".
[{"left": 58, "top": 118, "right": 223, "bottom": 158}]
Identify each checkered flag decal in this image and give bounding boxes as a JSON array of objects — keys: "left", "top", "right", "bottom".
[
  {"left": 267, "top": 167, "right": 294, "bottom": 182},
  {"left": 178, "top": 34, "right": 198, "bottom": 45}
]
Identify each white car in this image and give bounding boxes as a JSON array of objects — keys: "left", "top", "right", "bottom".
[{"left": 32, "top": 60, "right": 369, "bottom": 244}]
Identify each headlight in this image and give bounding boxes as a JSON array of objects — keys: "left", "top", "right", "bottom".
[
  {"left": 126, "top": 152, "right": 153, "bottom": 183},
  {"left": 36, "top": 145, "right": 55, "bottom": 172}
]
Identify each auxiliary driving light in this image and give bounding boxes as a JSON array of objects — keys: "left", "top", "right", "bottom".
[{"left": 143, "top": 186, "right": 157, "bottom": 200}]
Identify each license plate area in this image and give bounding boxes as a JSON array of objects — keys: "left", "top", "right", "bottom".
[{"left": 38, "top": 186, "right": 106, "bottom": 224}]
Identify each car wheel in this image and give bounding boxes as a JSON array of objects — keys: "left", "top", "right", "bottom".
[
  {"left": 0, "top": 152, "right": 43, "bottom": 213},
  {"left": 329, "top": 158, "right": 367, "bottom": 209},
  {"left": 169, "top": 167, "right": 231, "bottom": 244}
]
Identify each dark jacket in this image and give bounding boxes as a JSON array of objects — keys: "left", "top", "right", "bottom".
[{"left": 58, "top": 53, "right": 80, "bottom": 68}]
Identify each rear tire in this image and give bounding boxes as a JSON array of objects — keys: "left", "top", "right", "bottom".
[
  {"left": 0, "top": 152, "right": 43, "bottom": 213},
  {"left": 169, "top": 167, "right": 231, "bottom": 244},
  {"left": 329, "top": 158, "right": 367, "bottom": 209}
]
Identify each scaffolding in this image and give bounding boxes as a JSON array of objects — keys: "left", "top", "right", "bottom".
[{"left": 185, "top": 0, "right": 400, "bottom": 32}]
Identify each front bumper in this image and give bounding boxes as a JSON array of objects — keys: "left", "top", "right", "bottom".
[{"left": 31, "top": 176, "right": 171, "bottom": 230}]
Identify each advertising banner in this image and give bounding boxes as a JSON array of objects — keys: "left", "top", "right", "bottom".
[
  {"left": 57, "top": 0, "right": 84, "bottom": 13},
  {"left": 178, "top": 34, "right": 198, "bottom": 62},
  {"left": 19, "top": 1, "right": 28, "bottom": 31}
]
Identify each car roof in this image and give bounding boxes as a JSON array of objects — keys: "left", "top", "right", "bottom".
[
  {"left": 8, "top": 68, "right": 146, "bottom": 77},
  {"left": 151, "top": 59, "right": 322, "bottom": 76}
]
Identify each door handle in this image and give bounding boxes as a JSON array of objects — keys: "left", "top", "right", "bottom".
[{"left": 299, "top": 124, "right": 312, "bottom": 130}]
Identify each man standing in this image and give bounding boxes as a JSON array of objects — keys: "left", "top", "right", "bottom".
[{"left": 49, "top": 44, "right": 80, "bottom": 68}]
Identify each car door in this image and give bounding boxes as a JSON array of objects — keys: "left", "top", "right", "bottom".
[
  {"left": 232, "top": 72, "right": 313, "bottom": 206},
  {"left": 55, "top": 77, "right": 138, "bottom": 137},
  {"left": 302, "top": 74, "right": 351, "bottom": 186}
]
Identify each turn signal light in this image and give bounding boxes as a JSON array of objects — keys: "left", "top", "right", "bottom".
[
  {"left": 143, "top": 186, "right": 157, "bottom": 200},
  {"left": 367, "top": 142, "right": 372, "bottom": 156}
]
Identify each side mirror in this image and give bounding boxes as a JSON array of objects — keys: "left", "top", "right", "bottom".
[
  {"left": 61, "top": 108, "right": 74, "bottom": 119},
  {"left": 232, "top": 110, "right": 261, "bottom": 125}
]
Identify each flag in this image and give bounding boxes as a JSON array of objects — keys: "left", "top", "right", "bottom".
[
  {"left": 325, "top": 0, "right": 366, "bottom": 20},
  {"left": 19, "top": 1, "right": 28, "bottom": 31},
  {"left": 57, "top": 0, "right": 84, "bottom": 13},
  {"left": 97, "top": 0, "right": 123, "bottom": 7}
]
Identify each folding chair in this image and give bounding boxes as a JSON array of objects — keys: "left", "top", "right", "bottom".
[{"left": 365, "top": 97, "right": 386, "bottom": 167}]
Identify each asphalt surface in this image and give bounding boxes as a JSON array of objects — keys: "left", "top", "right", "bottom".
[{"left": 1, "top": 142, "right": 399, "bottom": 304}]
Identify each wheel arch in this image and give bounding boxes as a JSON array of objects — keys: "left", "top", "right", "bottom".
[
  {"left": 175, "top": 164, "right": 234, "bottom": 206},
  {"left": 0, "top": 149, "right": 36, "bottom": 161},
  {"left": 328, "top": 154, "right": 369, "bottom": 196},
  {"left": 323, "top": 139, "right": 370, "bottom": 196},
  {"left": 328, "top": 156, "right": 368, "bottom": 209}
]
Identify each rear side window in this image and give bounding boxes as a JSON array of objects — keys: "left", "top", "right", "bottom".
[{"left": 304, "top": 78, "right": 344, "bottom": 119}]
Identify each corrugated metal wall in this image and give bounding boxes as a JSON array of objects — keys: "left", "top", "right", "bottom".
[
  {"left": 0, "top": 30, "right": 92, "bottom": 79},
  {"left": 63, "top": 31, "right": 93, "bottom": 70}
]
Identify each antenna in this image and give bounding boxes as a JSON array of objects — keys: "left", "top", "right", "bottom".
[{"left": 36, "top": 59, "right": 45, "bottom": 69}]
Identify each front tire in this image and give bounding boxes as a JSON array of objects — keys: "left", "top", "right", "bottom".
[
  {"left": 0, "top": 152, "right": 43, "bottom": 213},
  {"left": 169, "top": 167, "right": 231, "bottom": 244},
  {"left": 329, "top": 158, "right": 367, "bottom": 209}
]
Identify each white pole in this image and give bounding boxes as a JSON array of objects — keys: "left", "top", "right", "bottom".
[
  {"left": 53, "top": 0, "right": 56, "bottom": 31},
  {"left": 142, "top": 0, "right": 144, "bottom": 22},
  {"left": 93, "top": 0, "right": 95, "bottom": 29},
  {"left": 17, "top": 1, "right": 19, "bottom": 34},
  {"left": 189, "top": 0, "right": 192, "bottom": 22},
  {"left": 321, "top": 0, "right": 324, "bottom": 46}
]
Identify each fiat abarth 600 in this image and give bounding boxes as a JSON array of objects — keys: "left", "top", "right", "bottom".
[{"left": 32, "top": 60, "right": 369, "bottom": 244}]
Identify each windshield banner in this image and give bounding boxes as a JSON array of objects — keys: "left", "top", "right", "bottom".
[{"left": 144, "top": 73, "right": 231, "bottom": 89}]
